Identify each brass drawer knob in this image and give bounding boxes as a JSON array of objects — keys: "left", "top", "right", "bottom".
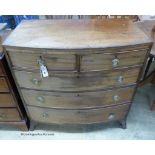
[
  {"left": 112, "top": 58, "right": 119, "bottom": 67},
  {"left": 32, "top": 78, "right": 40, "bottom": 85},
  {"left": 76, "top": 94, "right": 80, "bottom": 97},
  {"left": 117, "top": 75, "right": 124, "bottom": 83},
  {"left": 113, "top": 95, "right": 119, "bottom": 101},
  {"left": 36, "top": 96, "right": 45, "bottom": 103},
  {"left": 42, "top": 113, "right": 48, "bottom": 118},
  {"left": 108, "top": 113, "right": 115, "bottom": 120}
]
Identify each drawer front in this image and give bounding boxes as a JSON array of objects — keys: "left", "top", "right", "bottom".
[
  {"left": 0, "top": 77, "right": 9, "bottom": 92},
  {"left": 8, "top": 51, "right": 76, "bottom": 71},
  {"left": 0, "top": 93, "right": 16, "bottom": 107},
  {"left": 81, "top": 50, "right": 147, "bottom": 71},
  {"left": 0, "top": 65, "right": 4, "bottom": 75},
  {"left": 0, "top": 108, "right": 21, "bottom": 121},
  {"left": 21, "top": 86, "right": 135, "bottom": 109},
  {"left": 27, "top": 104, "right": 129, "bottom": 124},
  {"left": 14, "top": 67, "right": 140, "bottom": 91},
  {"left": 0, "top": 68, "right": 3, "bottom": 75},
  {"left": 0, "top": 58, "right": 7, "bottom": 76}
]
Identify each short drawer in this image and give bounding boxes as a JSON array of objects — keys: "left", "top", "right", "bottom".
[
  {"left": 81, "top": 49, "right": 147, "bottom": 71},
  {"left": 0, "top": 108, "right": 21, "bottom": 121},
  {"left": 14, "top": 67, "right": 140, "bottom": 91},
  {"left": 8, "top": 50, "right": 76, "bottom": 71},
  {"left": 0, "top": 77, "right": 9, "bottom": 92},
  {"left": 27, "top": 104, "right": 129, "bottom": 124},
  {"left": 0, "top": 93, "right": 16, "bottom": 107},
  {"left": 21, "top": 86, "right": 135, "bottom": 109}
]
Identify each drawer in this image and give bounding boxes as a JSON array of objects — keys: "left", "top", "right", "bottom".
[
  {"left": 0, "top": 65, "right": 4, "bottom": 75},
  {"left": 81, "top": 50, "right": 147, "bottom": 71},
  {"left": 21, "top": 86, "right": 135, "bottom": 109},
  {"left": 14, "top": 67, "right": 140, "bottom": 91},
  {"left": 0, "top": 68, "right": 3, "bottom": 75},
  {"left": 8, "top": 50, "right": 76, "bottom": 71},
  {"left": 0, "top": 60, "right": 5, "bottom": 76},
  {"left": 0, "top": 77, "right": 9, "bottom": 92},
  {"left": 27, "top": 104, "right": 129, "bottom": 124},
  {"left": 0, "top": 108, "right": 21, "bottom": 121},
  {"left": 0, "top": 93, "right": 16, "bottom": 107}
]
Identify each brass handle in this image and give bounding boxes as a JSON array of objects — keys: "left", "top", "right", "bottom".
[
  {"left": 113, "top": 95, "right": 119, "bottom": 102},
  {"left": 42, "top": 113, "right": 48, "bottom": 118},
  {"left": 0, "top": 113, "right": 6, "bottom": 119},
  {"left": 32, "top": 78, "right": 40, "bottom": 85},
  {"left": 36, "top": 96, "right": 45, "bottom": 103},
  {"left": 117, "top": 75, "right": 124, "bottom": 83},
  {"left": 108, "top": 113, "right": 115, "bottom": 120},
  {"left": 112, "top": 58, "right": 119, "bottom": 67}
]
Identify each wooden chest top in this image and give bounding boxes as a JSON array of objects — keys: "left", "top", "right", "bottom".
[{"left": 3, "top": 19, "right": 152, "bottom": 49}]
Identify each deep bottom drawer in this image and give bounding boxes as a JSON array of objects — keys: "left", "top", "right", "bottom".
[
  {"left": 27, "top": 104, "right": 130, "bottom": 124},
  {"left": 0, "top": 108, "right": 21, "bottom": 121}
]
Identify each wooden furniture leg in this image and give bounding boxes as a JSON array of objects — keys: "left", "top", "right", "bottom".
[
  {"left": 139, "top": 70, "right": 155, "bottom": 87},
  {"left": 150, "top": 100, "right": 155, "bottom": 110},
  {"left": 119, "top": 119, "right": 127, "bottom": 129},
  {"left": 143, "top": 56, "right": 153, "bottom": 79},
  {"left": 29, "top": 121, "right": 37, "bottom": 131},
  {"left": 16, "top": 123, "right": 28, "bottom": 131}
]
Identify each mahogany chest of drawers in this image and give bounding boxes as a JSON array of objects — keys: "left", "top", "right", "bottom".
[
  {"left": 0, "top": 27, "right": 28, "bottom": 131},
  {"left": 3, "top": 19, "right": 152, "bottom": 130}
]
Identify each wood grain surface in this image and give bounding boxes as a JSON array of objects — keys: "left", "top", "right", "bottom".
[
  {"left": 0, "top": 77, "right": 9, "bottom": 92},
  {"left": 0, "top": 108, "right": 21, "bottom": 121},
  {"left": 81, "top": 49, "right": 147, "bottom": 71},
  {"left": 8, "top": 50, "right": 76, "bottom": 71},
  {"left": 3, "top": 19, "right": 151, "bottom": 49},
  {"left": 7, "top": 47, "right": 148, "bottom": 72},
  {"left": 135, "top": 20, "right": 155, "bottom": 56},
  {"left": 0, "top": 63, "right": 4, "bottom": 75},
  {"left": 0, "top": 93, "right": 16, "bottom": 107},
  {"left": 27, "top": 103, "right": 129, "bottom": 124},
  {"left": 21, "top": 86, "right": 135, "bottom": 109},
  {"left": 14, "top": 67, "right": 140, "bottom": 91},
  {"left": 2, "top": 19, "right": 152, "bottom": 128}
]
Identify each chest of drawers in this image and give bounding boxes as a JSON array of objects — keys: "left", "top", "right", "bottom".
[
  {"left": 0, "top": 27, "right": 28, "bottom": 130},
  {"left": 3, "top": 19, "right": 152, "bottom": 130}
]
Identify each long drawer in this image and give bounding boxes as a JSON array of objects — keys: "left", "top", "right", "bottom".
[
  {"left": 14, "top": 67, "right": 140, "bottom": 91},
  {"left": 27, "top": 104, "right": 129, "bottom": 124},
  {"left": 7, "top": 48, "right": 148, "bottom": 72},
  {"left": 0, "top": 93, "right": 16, "bottom": 107},
  {"left": 0, "top": 108, "right": 21, "bottom": 121},
  {"left": 81, "top": 49, "right": 147, "bottom": 71},
  {"left": 0, "top": 77, "right": 9, "bottom": 92},
  {"left": 21, "top": 86, "right": 135, "bottom": 109}
]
